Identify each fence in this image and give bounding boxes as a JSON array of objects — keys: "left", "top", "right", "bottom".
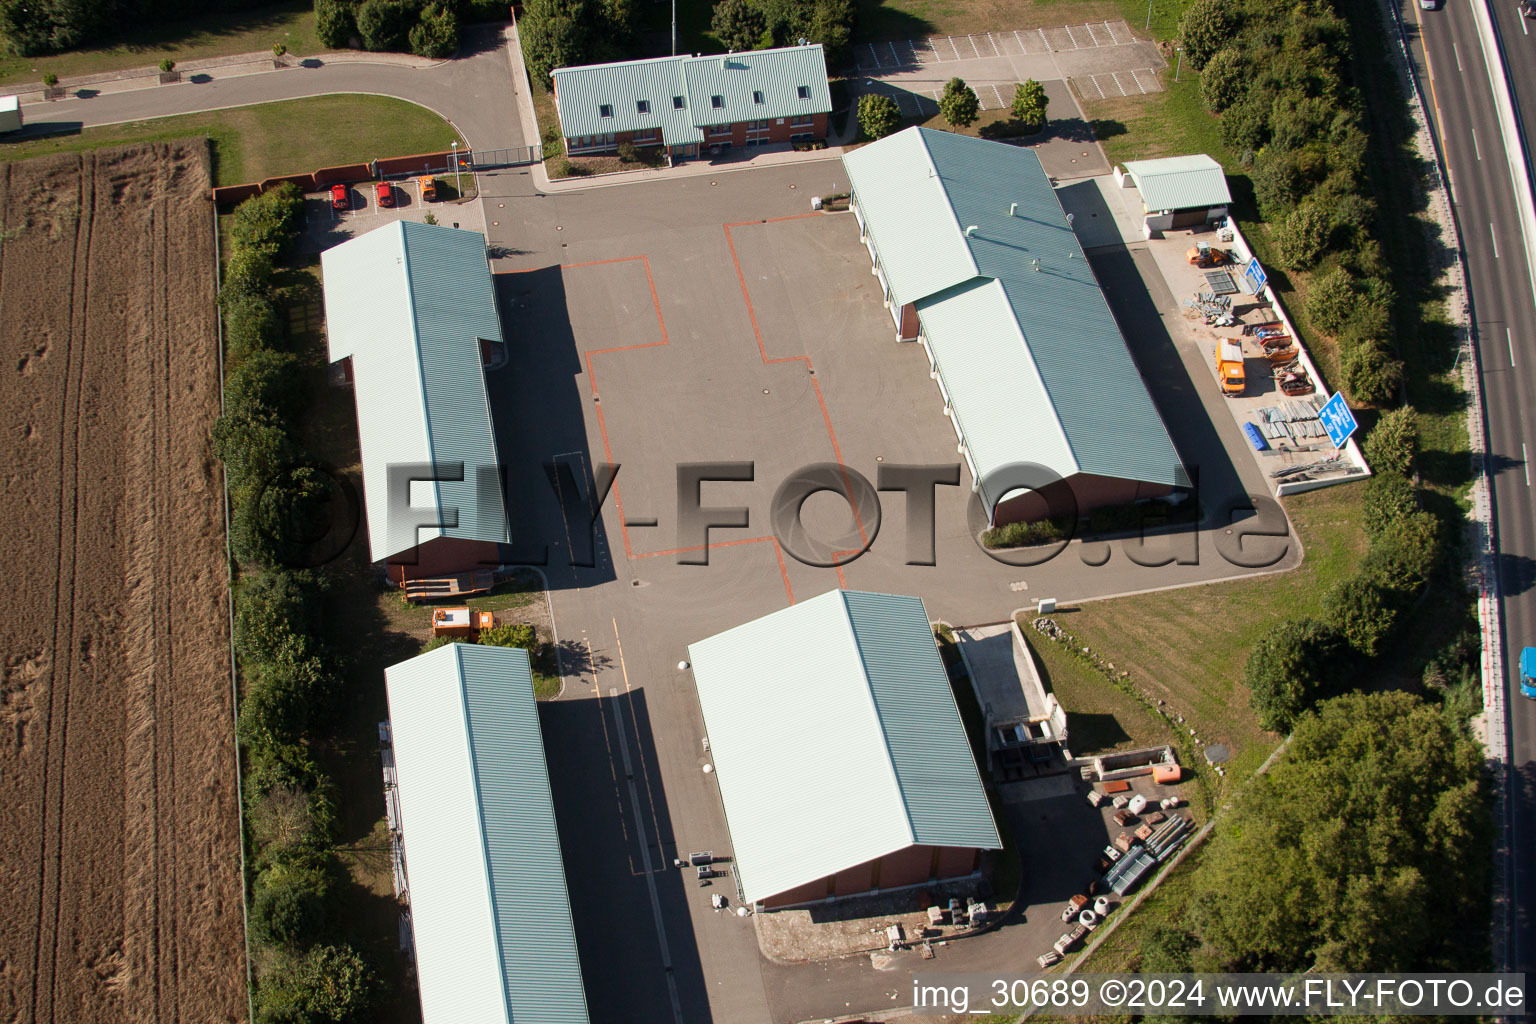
[{"left": 469, "top": 145, "right": 542, "bottom": 169}]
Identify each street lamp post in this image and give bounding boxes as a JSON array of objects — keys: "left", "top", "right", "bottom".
[
  {"left": 451, "top": 139, "right": 461, "bottom": 196},
  {"left": 1174, "top": 46, "right": 1183, "bottom": 82},
  {"left": 1146, "top": 0, "right": 1152, "bottom": 31}
]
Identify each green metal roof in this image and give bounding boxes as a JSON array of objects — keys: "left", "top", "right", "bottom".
[
  {"left": 687, "top": 589, "right": 1000, "bottom": 905},
  {"left": 321, "top": 222, "right": 508, "bottom": 562},
  {"left": 843, "top": 127, "right": 1187, "bottom": 500},
  {"left": 385, "top": 644, "right": 590, "bottom": 1024},
  {"left": 1122, "top": 154, "right": 1232, "bottom": 212},
  {"left": 552, "top": 44, "right": 830, "bottom": 146}
]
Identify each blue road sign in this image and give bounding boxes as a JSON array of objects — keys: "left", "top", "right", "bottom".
[
  {"left": 1318, "top": 391, "right": 1358, "bottom": 449},
  {"left": 1243, "top": 257, "right": 1267, "bottom": 294}
]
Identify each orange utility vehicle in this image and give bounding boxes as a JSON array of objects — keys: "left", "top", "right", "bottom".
[
  {"left": 1214, "top": 339, "right": 1246, "bottom": 396},
  {"left": 431, "top": 607, "right": 495, "bottom": 637}
]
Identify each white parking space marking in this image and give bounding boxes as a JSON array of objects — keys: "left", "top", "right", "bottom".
[
  {"left": 889, "top": 41, "right": 902, "bottom": 64},
  {"left": 1085, "top": 22, "right": 1106, "bottom": 45},
  {"left": 1039, "top": 27, "right": 1052, "bottom": 51},
  {"left": 948, "top": 35, "right": 963, "bottom": 59},
  {"left": 1080, "top": 75, "right": 1105, "bottom": 100},
  {"left": 992, "top": 84, "right": 1006, "bottom": 110},
  {"left": 866, "top": 42, "right": 882, "bottom": 68},
  {"left": 905, "top": 38, "right": 923, "bottom": 63},
  {"left": 926, "top": 36, "right": 947, "bottom": 60},
  {"left": 1064, "top": 24, "right": 1082, "bottom": 47},
  {"left": 1108, "top": 19, "right": 1133, "bottom": 44},
  {"left": 1114, "top": 72, "right": 1131, "bottom": 96}
]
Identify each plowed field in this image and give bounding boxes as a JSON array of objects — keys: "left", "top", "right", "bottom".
[{"left": 0, "top": 143, "right": 244, "bottom": 1023}]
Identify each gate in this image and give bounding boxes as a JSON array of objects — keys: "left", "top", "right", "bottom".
[{"left": 470, "top": 145, "right": 542, "bottom": 170}]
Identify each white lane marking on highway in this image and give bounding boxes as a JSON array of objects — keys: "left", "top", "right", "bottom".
[
  {"left": 1473, "top": 127, "right": 1482, "bottom": 160},
  {"left": 1492, "top": 222, "right": 1501, "bottom": 258},
  {"left": 1455, "top": 41, "right": 1464, "bottom": 71},
  {"left": 1523, "top": 8, "right": 1531, "bottom": 35},
  {"left": 1509, "top": 327, "right": 1517, "bottom": 368},
  {"left": 1524, "top": 444, "right": 1531, "bottom": 487}
]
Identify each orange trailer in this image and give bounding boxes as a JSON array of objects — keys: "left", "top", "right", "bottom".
[{"left": 431, "top": 607, "right": 495, "bottom": 637}]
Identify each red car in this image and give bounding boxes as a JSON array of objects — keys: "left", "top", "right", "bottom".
[
  {"left": 375, "top": 181, "right": 395, "bottom": 208},
  {"left": 329, "top": 183, "right": 348, "bottom": 211}
]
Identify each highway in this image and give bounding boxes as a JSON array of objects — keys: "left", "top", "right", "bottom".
[{"left": 1405, "top": 0, "right": 1536, "bottom": 977}]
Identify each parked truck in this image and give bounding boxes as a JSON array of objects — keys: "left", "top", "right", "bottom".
[
  {"left": 1214, "top": 339, "right": 1245, "bottom": 397},
  {"left": 1521, "top": 647, "right": 1536, "bottom": 698}
]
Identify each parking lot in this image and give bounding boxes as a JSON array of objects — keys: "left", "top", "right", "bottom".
[
  {"left": 468, "top": 156, "right": 1301, "bottom": 1021},
  {"left": 298, "top": 172, "right": 486, "bottom": 251}
]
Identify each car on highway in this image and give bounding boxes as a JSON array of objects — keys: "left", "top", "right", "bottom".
[
  {"left": 375, "top": 181, "right": 395, "bottom": 208},
  {"left": 1522, "top": 647, "right": 1536, "bottom": 698},
  {"left": 1420, "top": 0, "right": 1439, "bottom": 9},
  {"left": 329, "top": 183, "right": 348, "bottom": 211}
]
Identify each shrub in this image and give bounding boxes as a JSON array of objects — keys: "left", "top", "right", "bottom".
[
  {"left": 1252, "top": 149, "right": 1312, "bottom": 217},
  {"left": 1304, "top": 266, "right": 1355, "bottom": 335},
  {"left": 158, "top": 57, "right": 175, "bottom": 73},
  {"left": 520, "top": 0, "right": 591, "bottom": 87},
  {"left": 221, "top": 287, "right": 283, "bottom": 360},
  {"left": 939, "top": 76, "right": 979, "bottom": 128},
  {"left": 1274, "top": 200, "right": 1331, "bottom": 270},
  {"left": 1362, "top": 406, "right": 1418, "bottom": 474},
  {"left": 1269, "top": 93, "right": 1333, "bottom": 152},
  {"left": 1344, "top": 277, "right": 1393, "bottom": 340},
  {"left": 1245, "top": 617, "right": 1349, "bottom": 732},
  {"left": 1200, "top": 47, "right": 1244, "bottom": 113},
  {"left": 409, "top": 2, "right": 459, "bottom": 58},
  {"left": 41, "top": 71, "right": 58, "bottom": 87},
  {"left": 616, "top": 139, "right": 639, "bottom": 163},
  {"left": 245, "top": 742, "right": 328, "bottom": 803},
  {"left": 1340, "top": 340, "right": 1403, "bottom": 406},
  {"left": 1323, "top": 576, "right": 1397, "bottom": 656},
  {"left": 1010, "top": 78, "right": 1048, "bottom": 128},
  {"left": 273, "top": 42, "right": 288, "bottom": 57},
  {"left": 315, "top": 0, "right": 357, "bottom": 49},
  {"left": 857, "top": 93, "right": 900, "bottom": 140},
  {"left": 1219, "top": 94, "right": 1270, "bottom": 153},
  {"left": 237, "top": 633, "right": 339, "bottom": 748},
  {"left": 250, "top": 862, "right": 337, "bottom": 949},
  {"left": 1179, "top": 0, "right": 1237, "bottom": 70},
  {"left": 212, "top": 407, "right": 293, "bottom": 496},
  {"left": 355, "top": 0, "right": 414, "bottom": 51},
  {"left": 712, "top": 0, "right": 767, "bottom": 52},
  {"left": 224, "top": 246, "right": 276, "bottom": 294},
  {"left": 1361, "top": 510, "right": 1442, "bottom": 593},
  {"left": 1362, "top": 471, "right": 1418, "bottom": 538},
  {"left": 982, "top": 516, "right": 1071, "bottom": 548},
  {"left": 235, "top": 569, "right": 323, "bottom": 666},
  {"left": 480, "top": 622, "right": 537, "bottom": 650},
  {"left": 225, "top": 349, "right": 303, "bottom": 420},
  {"left": 232, "top": 184, "right": 305, "bottom": 261},
  {"left": 257, "top": 943, "right": 378, "bottom": 1024}
]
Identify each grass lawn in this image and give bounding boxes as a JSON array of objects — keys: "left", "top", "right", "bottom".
[
  {"left": 1045, "top": 485, "right": 1366, "bottom": 787},
  {"left": 1021, "top": 631, "right": 1171, "bottom": 756},
  {"left": 0, "top": 94, "right": 466, "bottom": 186},
  {"left": 0, "top": 1, "right": 317, "bottom": 88}
]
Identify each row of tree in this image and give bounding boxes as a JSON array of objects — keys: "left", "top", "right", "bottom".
[
  {"left": 856, "top": 76, "right": 1048, "bottom": 140},
  {"left": 1143, "top": 690, "right": 1489, "bottom": 972},
  {"left": 215, "top": 188, "right": 379, "bottom": 1024},
  {"left": 1244, "top": 408, "right": 1457, "bottom": 732},
  {"left": 708, "top": 0, "right": 854, "bottom": 64},
  {"left": 1181, "top": 0, "right": 1402, "bottom": 404},
  {"left": 0, "top": 0, "right": 264, "bottom": 56},
  {"left": 314, "top": 0, "right": 460, "bottom": 58},
  {"left": 517, "top": 0, "right": 637, "bottom": 87}
]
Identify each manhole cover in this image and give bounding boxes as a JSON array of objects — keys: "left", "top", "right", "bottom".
[{"left": 1205, "top": 743, "right": 1230, "bottom": 764}]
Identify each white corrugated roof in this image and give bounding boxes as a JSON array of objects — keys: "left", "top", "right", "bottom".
[
  {"left": 1122, "top": 154, "right": 1232, "bottom": 212},
  {"left": 321, "top": 222, "right": 509, "bottom": 562},
  {"left": 386, "top": 644, "right": 589, "bottom": 1024},
  {"left": 687, "top": 590, "right": 1000, "bottom": 905}
]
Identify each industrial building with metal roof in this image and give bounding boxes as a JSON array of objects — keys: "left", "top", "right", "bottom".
[
  {"left": 687, "top": 589, "right": 1001, "bottom": 909},
  {"left": 842, "top": 127, "right": 1188, "bottom": 524},
  {"left": 1119, "top": 154, "right": 1232, "bottom": 235},
  {"left": 385, "top": 643, "right": 590, "bottom": 1024},
  {"left": 321, "top": 221, "right": 509, "bottom": 581},
  {"left": 552, "top": 44, "right": 831, "bottom": 159}
]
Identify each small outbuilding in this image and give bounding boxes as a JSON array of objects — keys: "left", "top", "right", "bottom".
[
  {"left": 386, "top": 643, "right": 590, "bottom": 1024},
  {"left": 1117, "top": 154, "right": 1232, "bottom": 237},
  {"left": 321, "top": 221, "right": 509, "bottom": 583},
  {"left": 688, "top": 589, "right": 1001, "bottom": 909}
]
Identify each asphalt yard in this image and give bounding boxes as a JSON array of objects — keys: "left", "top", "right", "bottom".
[{"left": 478, "top": 162, "right": 1299, "bottom": 1022}]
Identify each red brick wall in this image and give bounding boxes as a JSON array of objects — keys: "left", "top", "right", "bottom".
[
  {"left": 386, "top": 537, "right": 502, "bottom": 583},
  {"left": 991, "top": 473, "right": 1175, "bottom": 526},
  {"left": 899, "top": 302, "right": 920, "bottom": 340},
  {"left": 376, "top": 150, "right": 464, "bottom": 177},
  {"left": 759, "top": 843, "right": 986, "bottom": 909},
  {"left": 314, "top": 162, "right": 370, "bottom": 186}
]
